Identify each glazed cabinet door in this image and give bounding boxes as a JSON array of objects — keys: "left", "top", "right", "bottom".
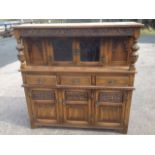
[
  {"left": 29, "top": 88, "right": 59, "bottom": 124},
  {"left": 61, "top": 89, "right": 91, "bottom": 126},
  {"left": 94, "top": 90, "right": 127, "bottom": 128}
]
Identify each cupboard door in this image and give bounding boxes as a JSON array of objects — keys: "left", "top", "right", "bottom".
[
  {"left": 62, "top": 89, "right": 91, "bottom": 126},
  {"left": 77, "top": 38, "right": 101, "bottom": 66},
  {"left": 94, "top": 90, "right": 126, "bottom": 127},
  {"left": 49, "top": 38, "right": 73, "bottom": 65},
  {"left": 79, "top": 38, "right": 100, "bottom": 62},
  {"left": 29, "top": 89, "right": 59, "bottom": 124}
]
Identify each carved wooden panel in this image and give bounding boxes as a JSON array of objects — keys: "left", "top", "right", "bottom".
[
  {"left": 99, "top": 91, "right": 123, "bottom": 103},
  {"left": 31, "top": 90, "right": 55, "bottom": 100},
  {"left": 20, "top": 28, "right": 134, "bottom": 37},
  {"left": 65, "top": 91, "right": 88, "bottom": 101}
]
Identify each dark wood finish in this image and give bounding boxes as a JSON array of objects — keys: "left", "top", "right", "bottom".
[
  {"left": 14, "top": 22, "right": 143, "bottom": 133},
  {"left": 25, "top": 74, "right": 57, "bottom": 86}
]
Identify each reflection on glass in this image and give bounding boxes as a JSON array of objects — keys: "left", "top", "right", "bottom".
[
  {"left": 80, "top": 38, "right": 100, "bottom": 62},
  {"left": 52, "top": 38, "right": 72, "bottom": 61}
]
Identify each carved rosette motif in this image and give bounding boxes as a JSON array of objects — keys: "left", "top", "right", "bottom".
[
  {"left": 16, "top": 39, "right": 26, "bottom": 68},
  {"left": 130, "top": 38, "right": 139, "bottom": 70}
]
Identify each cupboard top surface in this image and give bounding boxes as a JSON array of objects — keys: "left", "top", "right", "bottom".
[{"left": 13, "top": 22, "right": 144, "bottom": 29}]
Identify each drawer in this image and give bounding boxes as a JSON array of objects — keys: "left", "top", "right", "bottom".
[
  {"left": 61, "top": 75, "right": 91, "bottom": 85},
  {"left": 96, "top": 76, "right": 129, "bottom": 86},
  {"left": 25, "top": 75, "right": 57, "bottom": 86}
]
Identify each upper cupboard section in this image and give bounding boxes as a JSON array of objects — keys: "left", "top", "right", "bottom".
[{"left": 23, "top": 37, "right": 132, "bottom": 66}]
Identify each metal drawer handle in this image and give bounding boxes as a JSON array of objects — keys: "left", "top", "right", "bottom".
[
  {"left": 72, "top": 79, "right": 80, "bottom": 84},
  {"left": 37, "top": 78, "right": 44, "bottom": 85},
  {"left": 108, "top": 80, "right": 115, "bottom": 85},
  {"left": 96, "top": 101, "right": 100, "bottom": 106}
]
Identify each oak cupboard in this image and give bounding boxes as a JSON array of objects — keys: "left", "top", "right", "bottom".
[{"left": 14, "top": 22, "right": 143, "bottom": 133}]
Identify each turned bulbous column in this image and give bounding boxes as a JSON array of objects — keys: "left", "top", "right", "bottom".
[
  {"left": 130, "top": 39, "right": 139, "bottom": 70},
  {"left": 16, "top": 39, "right": 26, "bottom": 68}
]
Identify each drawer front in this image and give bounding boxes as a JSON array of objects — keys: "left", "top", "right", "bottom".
[
  {"left": 96, "top": 76, "right": 129, "bottom": 86},
  {"left": 61, "top": 75, "right": 91, "bottom": 85},
  {"left": 25, "top": 75, "right": 57, "bottom": 86}
]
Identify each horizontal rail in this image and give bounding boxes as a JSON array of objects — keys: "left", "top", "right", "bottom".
[{"left": 22, "top": 84, "right": 135, "bottom": 90}]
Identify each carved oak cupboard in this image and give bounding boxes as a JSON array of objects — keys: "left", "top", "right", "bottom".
[{"left": 14, "top": 22, "right": 143, "bottom": 133}]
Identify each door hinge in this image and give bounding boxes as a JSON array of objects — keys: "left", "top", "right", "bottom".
[
  {"left": 59, "top": 98, "right": 64, "bottom": 105},
  {"left": 96, "top": 101, "right": 100, "bottom": 106},
  {"left": 89, "top": 93, "right": 94, "bottom": 100},
  {"left": 28, "top": 92, "right": 31, "bottom": 98},
  {"left": 124, "top": 93, "right": 128, "bottom": 102}
]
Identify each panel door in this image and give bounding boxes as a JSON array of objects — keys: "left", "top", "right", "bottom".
[
  {"left": 29, "top": 88, "right": 59, "bottom": 124},
  {"left": 110, "top": 37, "right": 129, "bottom": 65},
  {"left": 94, "top": 90, "right": 127, "bottom": 127},
  {"left": 62, "top": 89, "right": 91, "bottom": 126}
]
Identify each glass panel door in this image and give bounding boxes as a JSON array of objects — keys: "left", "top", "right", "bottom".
[
  {"left": 79, "top": 38, "right": 100, "bottom": 65},
  {"left": 52, "top": 38, "right": 72, "bottom": 61}
]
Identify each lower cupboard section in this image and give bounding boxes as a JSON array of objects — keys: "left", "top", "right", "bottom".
[{"left": 26, "top": 88, "right": 130, "bottom": 132}]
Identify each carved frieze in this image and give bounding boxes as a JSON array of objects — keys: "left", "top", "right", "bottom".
[
  {"left": 65, "top": 91, "right": 88, "bottom": 101},
  {"left": 31, "top": 90, "right": 55, "bottom": 100},
  {"left": 20, "top": 28, "right": 134, "bottom": 37},
  {"left": 99, "top": 92, "right": 123, "bottom": 103}
]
